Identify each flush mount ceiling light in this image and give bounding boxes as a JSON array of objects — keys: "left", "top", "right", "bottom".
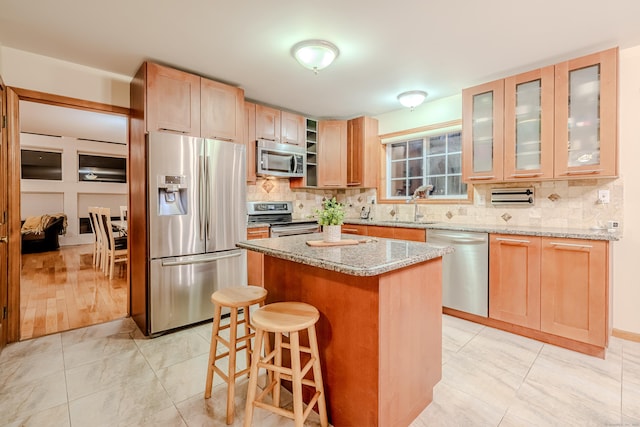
[
  {"left": 291, "top": 40, "right": 339, "bottom": 74},
  {"left": 397, "top": 90, "right": 428, "bottom": 110}
]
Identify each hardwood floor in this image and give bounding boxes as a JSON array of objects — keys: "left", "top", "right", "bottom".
[{"left": 19, "top": 244, "right": 127, "bottom": 340}]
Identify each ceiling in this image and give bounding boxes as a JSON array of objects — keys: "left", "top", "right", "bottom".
[{"left": 3, "top": 0, "right": 640, "bottom": 121}]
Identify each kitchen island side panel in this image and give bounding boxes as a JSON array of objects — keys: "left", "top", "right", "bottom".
[
  {"left": 263, "top": 255, "right": 442, "bottom": 427},
  {"left": 379, "top": 258, "right": 442, "bottom": 427},
  {"left": 264, "top": 255, "right": 380, "bottom": 426}
]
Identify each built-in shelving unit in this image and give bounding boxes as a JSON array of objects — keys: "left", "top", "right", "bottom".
[{"left": 305, "top": 118, "right": 318, "bottom": 187}]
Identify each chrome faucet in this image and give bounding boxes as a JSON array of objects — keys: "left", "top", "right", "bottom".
[{"left": 406, "top": 184, "right": 433, "bottom": 222}]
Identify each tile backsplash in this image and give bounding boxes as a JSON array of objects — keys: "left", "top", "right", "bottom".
[{"left": 247, "top": 178, "right": 623, "bottom": 231}]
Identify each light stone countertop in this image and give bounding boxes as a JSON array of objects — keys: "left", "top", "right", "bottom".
[
  {"left": 236, "top": 233, "right": 453, "bottom": 277},
  {"left": 343, "top": 219, "right": 621, "bottom": 241},
  {"left": 247, "top": 222, "right": 270, "bottom": 229}
]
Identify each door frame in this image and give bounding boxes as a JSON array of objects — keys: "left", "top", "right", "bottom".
[
  {"left": 0, "top": 78, "right": 7, "bottom": 351},
  {"left": 5, "top": 87, "right": 130, "bottom": 343}
]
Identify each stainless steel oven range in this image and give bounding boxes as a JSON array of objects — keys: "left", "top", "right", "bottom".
[{"left": 247, "top": 201, "right": 320, "bottom": 237}]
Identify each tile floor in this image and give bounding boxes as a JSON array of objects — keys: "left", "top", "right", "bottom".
[{"left": 0, "top": 314, "right": 638, "bottom": 426}]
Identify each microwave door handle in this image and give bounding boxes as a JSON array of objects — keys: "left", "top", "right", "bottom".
[
  {"left": 291, "top": 154, "right": 298, "bottom": 173},
  {"left": 261, "top": 150, "right": 268, "bottom": 171}
]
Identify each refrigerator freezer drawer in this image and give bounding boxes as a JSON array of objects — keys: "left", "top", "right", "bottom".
[{"left": 149, "top": 249, "right": 247, "bottom": 335}]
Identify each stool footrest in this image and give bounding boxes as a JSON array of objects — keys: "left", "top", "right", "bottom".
[
  {"left": 254, "top": 400, "right": 296, "bottom": 420},
  {"left": 281, "top": 341, "right": 312, "bottom": 354}
]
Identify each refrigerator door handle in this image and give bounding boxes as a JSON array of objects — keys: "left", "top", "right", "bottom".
[
  {"left": 199, "top": 154, "right": 206, "bottom": 240},
  {"left": 161, "top": 251, "right": 243, "bottom": 267},
  {"left": 205, "top": 156, "right": 212, "bottom": 240}
]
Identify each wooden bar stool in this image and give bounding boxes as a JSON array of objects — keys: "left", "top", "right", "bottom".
[
  {"left": 204, "top": 285, "right": 268, "bottom": 425},
  {"left": 244, "top": 301, "right": 328, "bottom": 427}
]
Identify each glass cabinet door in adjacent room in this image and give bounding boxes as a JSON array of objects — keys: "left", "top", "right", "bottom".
[
  {"left": 503, "top": 66, "right": 554, "bottom": 180},
  {"left": 462, "top": 79, "right": 504, "bottom": 183},
  {"left": 554, "top": 48, "right": 618, "bottom": 178}
]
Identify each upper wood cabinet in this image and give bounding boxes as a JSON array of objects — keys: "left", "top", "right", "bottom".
[
  {"left": 489, "top": 234, "right": 541, "bottom": 329},
  {"left": 318, "top": 120, "right": 347, "bottom": 187},
  {"left": 503, "top": 66, "right": 555, "bottom": 181},
  {"left": 244, "top": 102, "right": 257, "bottom": 184},
  {"left": 540, "top": 237, "right": 608, "bottom": 347},
  {"left": 255, "top": 105, "right": 281, "bottom": 142},
  {"left": 554, "top": 48, "right": 618, "bottom": 179},
  {"left": 347, "top": 116, "right": 380, "bottom": 188},
  {"left": 281, "top": 111, "right": 305, "bottom": 146},
  {"left": 201, "top": 77, "right": 244, "bottom": 142},
  {"left": 146, "top": 62, "right": 201, "bottom": 136},
  {"left": 462, "top": 79, "right": 504, "bottom": 183},
  {"left": 463, "top": 47, "right": 618, "bottom": 183}
]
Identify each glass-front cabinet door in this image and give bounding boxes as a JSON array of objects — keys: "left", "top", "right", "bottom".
[
  {"left": 554, "top": 48, "right": 618, "bottom": 178},
  {"left": 503, "top": 66, "right": 554, "bottom": 180},
  {"left": 462, "top": 80, "right": 504, "bottom": 183}
]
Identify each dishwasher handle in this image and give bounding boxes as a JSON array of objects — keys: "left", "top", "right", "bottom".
[{"left": 428, "top": 231, "right": 488, "bottom": 244}]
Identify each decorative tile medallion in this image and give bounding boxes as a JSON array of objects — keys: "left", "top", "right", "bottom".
[
  {"left": 261, "top": 180, "right": 275, "bottom": 193},
  {"left": 446, "top": 211, "right": 453, "bottom": 219},
  {"left": 501, "top": 213, "right": 512, "bottom": 222},
  {"left": 548, "top": 193, "right": 561, "bottom": 202}
]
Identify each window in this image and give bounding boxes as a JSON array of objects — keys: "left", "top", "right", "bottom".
[
  {"left": 386, "top": 130, "right": 468, "bottom": 200},
  {"left": 78, "top": 154, "right": 127, "bottom": 183},
  {"left": 21, "top": 149, "right": 62, "bottom": 180}
]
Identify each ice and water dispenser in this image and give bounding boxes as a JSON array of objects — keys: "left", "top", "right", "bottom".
[{"left": 157, "top": 175, "right": 188, "bottom": 216}]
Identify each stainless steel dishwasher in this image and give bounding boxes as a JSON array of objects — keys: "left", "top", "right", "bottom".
[{"left": 427, "top": 229, "right": 489, "bottom": 317}]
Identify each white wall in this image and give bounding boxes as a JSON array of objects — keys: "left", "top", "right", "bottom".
[
  {"left": 0, "top": 46, "right": 130, "bottom": 107},
  {"left": 613, "top": 46, "right": 640, "bottom": 334},
  {"left": 20, "top": 133, "right": 127, "bottom": 246}
]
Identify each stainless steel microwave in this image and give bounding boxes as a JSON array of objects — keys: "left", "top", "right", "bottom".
[{"left": 256, "top": 139, "right": 305, "bottom": 178}]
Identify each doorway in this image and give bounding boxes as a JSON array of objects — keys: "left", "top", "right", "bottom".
[{"left": 6, "top": 88, "right": 130, "bottom": 342}]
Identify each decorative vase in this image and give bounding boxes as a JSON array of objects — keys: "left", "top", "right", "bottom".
[{"left": 323, "top": 225, "right": 341, "bottom": 243}]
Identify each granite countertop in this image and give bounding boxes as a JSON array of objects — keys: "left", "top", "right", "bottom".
[
  {"left": 236, "top": 233, "right": 453, "bottom": 277},
  {"left": 343, "top": 219, "right": 620, "bottom": 241}
]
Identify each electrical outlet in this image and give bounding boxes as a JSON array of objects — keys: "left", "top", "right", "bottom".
[
  {"left": 607, "top": 220, "right": 620, "bottom": 231},
  {"left": 367, "top": 196, "right": 376, "bottom": 204},
  {"left": 477, "top": 195, "right": 486, "bottom": 206},
  {"left": 597, "top": 189, "right": 610, "bottom": 204}
]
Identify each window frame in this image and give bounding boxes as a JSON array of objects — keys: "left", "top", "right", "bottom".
[{"left": 378, "top": 120, "right": 473, "bottom": 205}]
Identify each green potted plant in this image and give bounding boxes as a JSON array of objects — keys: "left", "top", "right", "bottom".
[{"left": 315, "top": 197, "right": 345, "bottom": 242}]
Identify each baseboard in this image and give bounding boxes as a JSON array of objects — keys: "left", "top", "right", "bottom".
[{"left": 612, "top": 328, "right": 640, "bottom": 343}]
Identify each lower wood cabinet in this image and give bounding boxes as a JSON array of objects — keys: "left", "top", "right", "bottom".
[
  {"left": 540, "top": 238, "right": 608, "bottom": 346},
  {"left": 488, "top": 234, "right": 608, "bottom": 348},
  {"left": 343, "top": 224, "right": 426, "bottom": 242},
  {"left": 489, "top": 234, "right": 541, "bottom": 329},
  {"left": 246, "top": 227, "right": 269, "bottom": 286},
  {"left": 341, "top": 224, "right": 367, "bottom": 235}
]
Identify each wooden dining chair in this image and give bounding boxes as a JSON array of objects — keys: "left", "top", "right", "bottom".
[
  {"left": 99, "top": 207, "right": 128, "bottom": 279},
  {"left": 87, "top": 207, "right": 103, "bottom": 269}
]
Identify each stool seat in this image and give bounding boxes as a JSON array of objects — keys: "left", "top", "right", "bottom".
[
  {"left": 244, "top": 301, "right": 328, "bottom": 427},
  {"left": 211, "top": 285, "right": 268, "bottom": 308},
  {"left": 251, "top": 301, "right": 319, "bottom": 333}
]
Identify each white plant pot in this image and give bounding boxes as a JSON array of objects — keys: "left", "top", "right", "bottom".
[{"left": 323, "top": 225, "right": 341, "bottom": 243}]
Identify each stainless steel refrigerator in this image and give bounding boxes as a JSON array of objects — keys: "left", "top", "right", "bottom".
[{"left": 147, "top": 132, "right": 247, "bottom": 335}]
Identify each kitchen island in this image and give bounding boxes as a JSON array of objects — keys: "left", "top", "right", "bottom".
[{"left": 237, "top": 233, "right": 452, "bottom": 427}]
